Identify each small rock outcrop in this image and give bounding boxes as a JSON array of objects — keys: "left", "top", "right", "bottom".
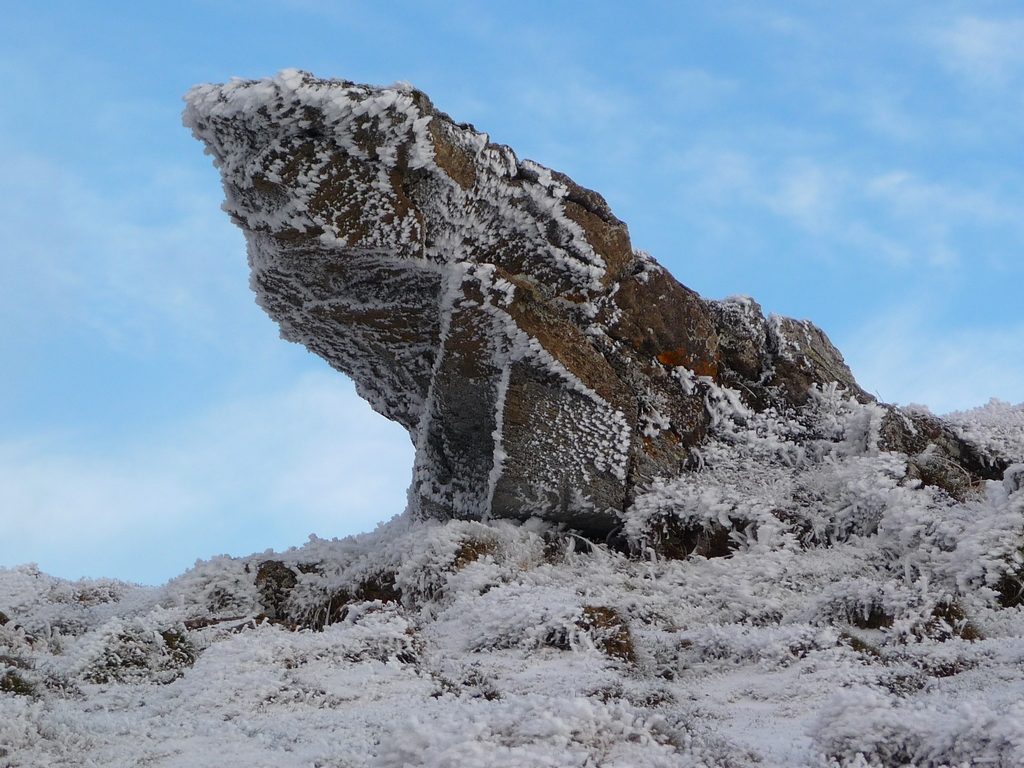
[{"left": 184, "top": 70, "right": 1005, "bottom": 534}]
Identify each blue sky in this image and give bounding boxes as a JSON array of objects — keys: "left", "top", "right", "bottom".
[{"left": 2, "top": 1, "right": 1022, "bottom": 585}]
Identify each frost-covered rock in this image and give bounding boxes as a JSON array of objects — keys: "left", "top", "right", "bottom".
[{"left": 184, "top": 71, "right": 1003, "bottom": 533}]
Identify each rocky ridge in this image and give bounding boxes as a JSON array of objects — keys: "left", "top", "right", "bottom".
[{"left": 182, "top": 70, "right": 1005, "bottom": 538}]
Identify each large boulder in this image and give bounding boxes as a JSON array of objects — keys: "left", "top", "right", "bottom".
[{"left": 184, "top": 70, "right": 1003, "bottom": 534}]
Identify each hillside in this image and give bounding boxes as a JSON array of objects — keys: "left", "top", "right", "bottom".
[{"left": 2, "top": 397, "right": 1022, "bottom": 767}]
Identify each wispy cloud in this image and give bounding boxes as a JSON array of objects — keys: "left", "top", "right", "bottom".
[
  {"left": 862, "top": 169, "right": 1021, "bottom": 266},
  {"left": 767, "top": 162, "right": 840, "bottom": 234},
  {"left": 0, "top": 141, "right": 246, "bottom": 358},
  {"left": 500, "top": 74, "right": 640, "bottom": 172},
  {"left": 658, "top": 67, "right": 738, "bottom": 109},
  {"left": 669, "top": 143, "right": 1023, "bottom": 269},
  {"left": 840, "top": 307, "right": 1024, "bottom": 414},
  {"left": 818, "top": 85, "right": 924, "bottom": 143},
  {"left": 933, "top": 15, "right": 1024, "bottom": 87},
  {"left": 0, "top": 373, "right": 413, "bottom": 585},
  {"left": 866, "top": 169, "right": 1015, "bottom": 220}
]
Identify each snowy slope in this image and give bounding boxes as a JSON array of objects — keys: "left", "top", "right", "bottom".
[{"left": 2, "top": 397, "right": 1023, "bottom": 767}]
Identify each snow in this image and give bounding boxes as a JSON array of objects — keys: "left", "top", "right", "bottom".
[{"left": 3, "top": 391, "right": 1023, "bottom": 766}]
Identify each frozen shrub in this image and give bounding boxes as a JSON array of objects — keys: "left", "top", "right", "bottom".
[
  {"left": 0, "top": 670, "right": 34, "bottom": 697},
  {"left": 77, "top": 617, "right": 196, "bottom": 685},
  {"left": 947, "top": 399, "right": 1024, "bottom": 464},
  {"left": 324, "top": 601, "right": 420, "bottom": 665},
  {"left": 165, "top": 555, "right": 262, "bottom": 619},
  {"left": 371, "top": 694, "right": 726, "bottom": 768},
  {"left": 813, "top": 687, "right": 1024, "bottom": 767},
  {"left": 293, "top": 571, "right": 402, "bottom": 631},
  {"left": 578, "top": 606, "right": 636, "bottom": 663},
  {"left": 679, "top": 624, "right": 838, "bottom": 667}
]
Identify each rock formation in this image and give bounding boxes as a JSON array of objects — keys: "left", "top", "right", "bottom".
[{"left": 184, "top": 70, "right": 1005, "bottom": 535}]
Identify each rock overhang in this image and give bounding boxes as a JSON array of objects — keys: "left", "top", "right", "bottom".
[{"left": 184, "top": 70, "right": 1005, "bottom": 536}]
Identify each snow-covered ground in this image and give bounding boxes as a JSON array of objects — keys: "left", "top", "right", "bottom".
[{"left": 2, "top": 395, "right": 1023, "bottom": 767}]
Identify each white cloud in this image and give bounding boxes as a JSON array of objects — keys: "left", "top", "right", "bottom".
[
  {"left": 840, "top": 307, "right": 1024, "bottom": 415},
  {"left": 671, "top": 142, "right": 1022, "bottom": 270},
  {"left": 0, "top": 373, "right": 413, "bottom": 585},
  {"left": 934, "top": 16, "right": 1024, "bottom": 86},
  {"left": 862, "top": 169, "right": 1023, "bottom": 267},
  {"left": 0, "top": 139, "right": 247, "bottom": 358},
  {"left": 508, "top": 77, "right": 635, "bottom": 151},
  {"left": 731, "top": 6, "right": 815, "bottom": 41},
  {"left": 659, "top": 67, "right": 738, "bottom": 109},
  {"left": 866, "top": 170, "right": 1016, "bottom": 225},
  {"left": 767, "top": 162, "right": 840, "bottom": 233},
  {"left": 819, "top": 86, "right": 924, "bottom": 143},
  {"left": 857, "top": 97, "right": 921, "bottom": 142},
  {"left": 669, "top": 147, "right": 758, "bottom": 204}
]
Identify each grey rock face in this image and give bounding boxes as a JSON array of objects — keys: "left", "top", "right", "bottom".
[{"left": 183, "top": 71, "right": 1003, "bottom": 534}]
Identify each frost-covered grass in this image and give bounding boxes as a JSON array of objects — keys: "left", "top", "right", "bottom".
[{"left": 2, "top": 397, "right": 1023, "bottom": 767}]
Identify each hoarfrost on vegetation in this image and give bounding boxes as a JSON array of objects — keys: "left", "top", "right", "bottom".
[
  {"left": 947, "top": 398, "right": 1024, "bottom": 465},
  {"left": 2, "top": 388, "right": 1023, "bottom": 766}
]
